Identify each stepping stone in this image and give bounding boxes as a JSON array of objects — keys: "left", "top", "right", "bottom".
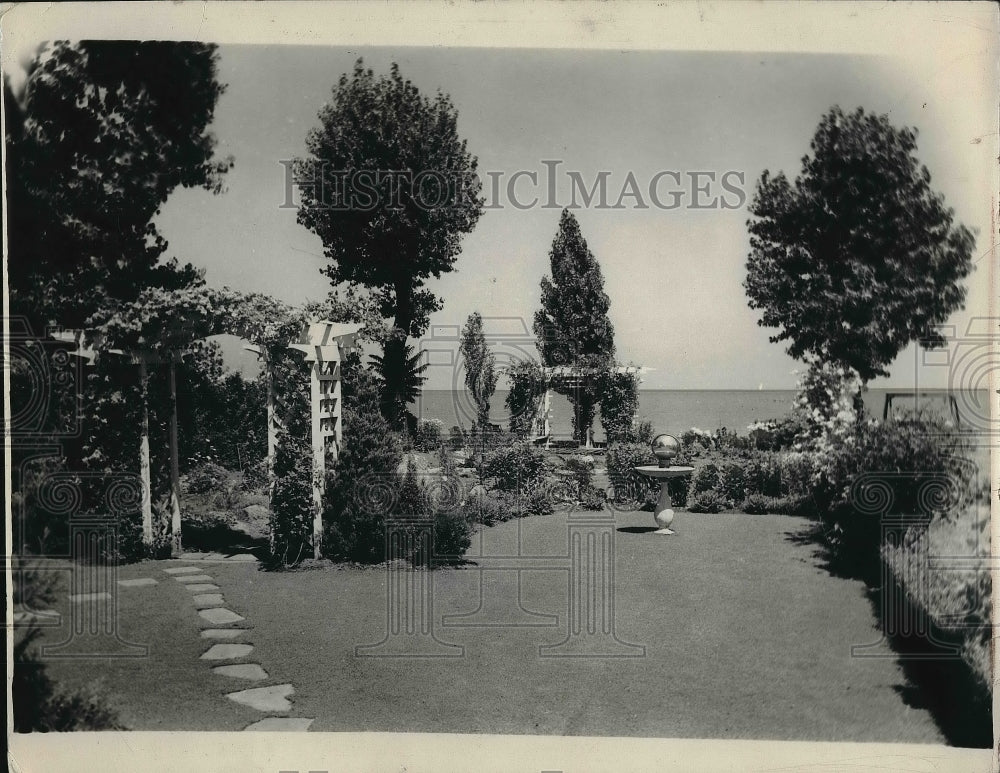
[
  {"left": 193, "top": 593, "right": 225, "bottom": 609},
  {"left": 201, "top": 643, "right": 254, "bottom": 660},
  {"left": 199, "top": 608, "right": 245, "bottom": 625},
  {"left": 185, "top": 583, "right": 220, "bottom": 593},
  {"left": 174, "top": 574, "right": 214, "bottom": 584},
  {"left": 118, "top": 578, "right": 158, "bottom": 587},
  {"left": 163, "top": 566, "right": 202, "bottom": 575},
  {"left": 243, "top": 718, "right": 314, "bottom": 732},
  {"left": 201, "top": 628, "right": 249, "bottom": 640},
  {"left": 226, "top": 553, "right": 258, "bottom": 562},
  {"left": 70, "top": 592, "right": 111, "bottom": 602},
  {"left": 179, "top": 552, "right": 226, "bottom": 561},
  {"left": 213, "top": 663, "right": 268, "bottom": 680},
  {"left": 226, "top": 684, "right": 294, "bottom": 712}
]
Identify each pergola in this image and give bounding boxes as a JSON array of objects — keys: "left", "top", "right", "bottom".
[
  {"left": 54, "top": 317, "right": 360, "bottom": 559},
  {"left": 529, "top": 365, "right": 649, "bottom": 448}
]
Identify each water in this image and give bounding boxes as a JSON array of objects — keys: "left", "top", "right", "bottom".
[{"left": 413, "top": 388, "right": 990, "bottom": 442}]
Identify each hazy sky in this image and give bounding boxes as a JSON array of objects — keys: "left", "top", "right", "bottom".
[{"left": 150, "top": 45, "right": 992, "bottom": 390}]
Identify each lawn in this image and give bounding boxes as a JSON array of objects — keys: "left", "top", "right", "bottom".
[{"left": 28, "top": 505, "right": 947, "bottom": 742}]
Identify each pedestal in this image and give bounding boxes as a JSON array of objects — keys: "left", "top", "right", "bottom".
[{"left": 653, "top": 482, "right": 675, "bottom": 535}]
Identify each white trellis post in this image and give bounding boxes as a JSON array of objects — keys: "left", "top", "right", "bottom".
[
  {"left": 243, "top": 345, "right": 281, "bottom": 483},
  {"left": 289, "top": 321, "right": 361, "bottom": 559}
]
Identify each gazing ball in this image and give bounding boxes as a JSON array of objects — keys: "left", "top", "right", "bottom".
[{"left": 651, "top": 433, "right": 680, "bottom": 467}]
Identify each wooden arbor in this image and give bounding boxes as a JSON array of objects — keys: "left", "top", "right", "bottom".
[
  {"left": 52, "top": 331, "right": 187, "bottom": 554},
  {"left": 56, "top": 317, "right": 360, "bottom": 560},
  {"left": 288, "top": 320, "right": 361, "bottom": 559},
  {"left": 528, "top": 365, "right": 648, "bottom": 447}
]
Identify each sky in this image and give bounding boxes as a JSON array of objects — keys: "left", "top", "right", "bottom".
[{"left": 7, "top": 38, "right": 994, "bottom": 390}]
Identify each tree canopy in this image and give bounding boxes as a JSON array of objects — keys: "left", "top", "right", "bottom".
[
  {"left": 744, "top": 106, "right": 975, "bottom": 382},
  {"left": 5, "top": 40, "right": 232, "bottom": 333},
  {"left": 294, "top": 59, "right": 484, "bottom": 427}
]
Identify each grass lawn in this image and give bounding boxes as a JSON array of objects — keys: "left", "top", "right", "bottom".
[{"left": 27, "top": 506, "right": 946, "bottom": 741}]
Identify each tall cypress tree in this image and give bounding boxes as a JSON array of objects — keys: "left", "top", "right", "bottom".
[{"left": 533, "top": 210, "right": 615, "bottom": 444}]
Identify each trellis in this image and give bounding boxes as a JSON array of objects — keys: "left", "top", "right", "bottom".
[
  {"left": 55, "top": 310, "right": 360, "bottom": 560},
  {"left": 515, "top": 364, "right": 648, "bottom": 447}
]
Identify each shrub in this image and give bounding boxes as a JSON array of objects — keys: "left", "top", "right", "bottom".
[
  {"left": 563, "top": 454, "right": 595, "bottom": 493},
  {"left": 463, "top": 490, "right": 515, "bottom": 526},
  {"left": 717, "top": 462, "right": 747, "bottom": 505},
  {"left": 743, "top": 453, "right": 782, "bottom": 498},
  {"left": 606, "top": 442, "right": 656, "bottom": 505},
  {"left": 269, "top": 435, "right": 314, "bottom": 565},
  {"left": 428, "top": 507, "right": 473, "bottom": 563},
  {"left": 184, "top": 462, "right": 230, "bottom": 495},
  {"left": 740, "top": 493, "right": 772, "bottom": 515},
  {"left": 810, "top": 415, "right": 976, "bottom": 580},
  {"left": 321, "top": 400, "right": 404, "bottom": 564},
  {"left": 414, "top": 418, "right": 444, "bottom": 451},
  {"left": 687, "top": 489, "right": 726, "bottom": 513},
  {"left": 483, "top": 441, "right": 548, "bottom": 493},
  {"left": 691, "top": 463, "right": 721, "bottom": 494},
  {"left": 579, "top": 485, "right": 607, "bottom": 511}
]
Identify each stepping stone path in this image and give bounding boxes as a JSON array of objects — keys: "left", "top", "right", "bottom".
[
  {"left": 118, "top": 578, "right": 158, "bottom": 588},
  {"left": 213, "top": 664, "right": 268, "bottom": 681},
  {"left": 193, "top": 593, "right": 226, "bottom": 609},
  {"left": 160, "top": 561, "right": 314, "bottom": 731}
]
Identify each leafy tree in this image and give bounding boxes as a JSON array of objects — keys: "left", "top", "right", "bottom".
[
  {"left": 5, "top": 40, "right": 232, "bottom": 333},
  {"left": 460, "top": 312, "right": 497, "bottom": 430},
  {"left": 744, "top": 106, "right": 975, "bottom": 384},
  {"left": 295, "top": 59, "right": 484, "bottom": 428},
  {"left": 533, "top": 210, "right": 616, "bottom": 443}
]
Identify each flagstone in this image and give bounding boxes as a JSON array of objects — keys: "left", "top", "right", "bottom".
[
  {"left": 201, "top": 643, "right": 254, "bottom": 660},
  {"left": 198, "top": 607, "right": 245, "bottom": 625},
  {"left": 201, "top": 628, "right": 250, "bottom": 639},
  {"left": 185, "top": 583, "right": 220, "bottom": 593},
  {"left": 174, "top": 574, "right": 214, "bottom": 583},
  {"left": 243, "top": 718, "right": 314, "bottom": 731},
  {"left": 226, "top": 684, "right": 294, "bottom": 712},
  {"left": 213, "top": 663, "right": 268, "bottom": 680},
  {"left": 118, "top": 578, "right": 158, "bottom": 587},
  {"left": 193, "top": 593, "right": 225, "bottom": 608}
]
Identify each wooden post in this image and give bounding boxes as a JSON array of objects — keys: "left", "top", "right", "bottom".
[
  {"left": 168, "top": 359, "right": 182, "bottom": 555},
  {"left": 310, "top": 359, "right": 325, "bottom": 559},
  {"left": 266, "top": 360, "right": 278, "bottom": 483},
  {"left": 138, "top": 356, "right": 153, "bottom": 546}
]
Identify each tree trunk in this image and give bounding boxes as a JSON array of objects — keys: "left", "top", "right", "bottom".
[{"left": 381, "top": 278, "right": 413, "bottom": 430}]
